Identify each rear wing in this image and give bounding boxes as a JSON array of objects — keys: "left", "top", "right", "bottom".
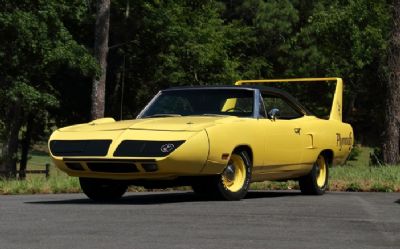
[{"left": 235, "top": 77, "right": 343, "bottom": 121}]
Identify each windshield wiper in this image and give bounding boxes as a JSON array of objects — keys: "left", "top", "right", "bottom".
[{"left": 144, "top": 114, "right": 182, "bottom": 118}]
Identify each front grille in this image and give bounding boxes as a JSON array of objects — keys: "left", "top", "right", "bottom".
[
  {"left": 50, "top": 140, "right": 111, "bottom": 157},
  {"left": 86, "top": 163, "right": 139, "bottom": 173},
  {"left": 65, "top": 162, "right": 84, "bottom": 171},
  {"left": 113, "top": 140, "right": 185, "bottom": 157}
]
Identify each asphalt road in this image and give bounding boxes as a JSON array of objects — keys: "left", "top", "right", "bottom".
[{"left": 0, "top": 191, "right": 399, "bottom": 249}]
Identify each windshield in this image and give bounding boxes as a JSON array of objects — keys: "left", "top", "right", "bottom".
[{"left": 139, "top": 89, "right": 255, "bottom": 118}]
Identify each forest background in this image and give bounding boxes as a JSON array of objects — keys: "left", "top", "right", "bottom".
[{"left": 0, "top": 0, "right": 398, "bottom": 179}]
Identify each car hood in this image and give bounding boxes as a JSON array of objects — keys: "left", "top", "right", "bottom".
[{"left": 58, "top": 116, "right": 238, "bottom": 132}]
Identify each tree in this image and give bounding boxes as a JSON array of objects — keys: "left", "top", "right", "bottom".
[
  {"left": 103, "top": 0, "right": 241, "bottom": 118},
  {"left": 0, "top": 0, "right": 396, "bottom": 174},
  {"left": 91, "top": 0, "right": 110, "bottom": 120},
  {"left": 280, "top": 0, "right": 390, "bottom": 144},
  {"left": 383, "top": 0, "right": 400, "bottom": 164},
  {"left": 221, "top": 0, "right": 299, "bottom": 79},
  {"left": 0, "top": 0, "right": 97, "bottom": 178}
]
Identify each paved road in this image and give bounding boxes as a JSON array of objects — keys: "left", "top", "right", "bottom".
[{"left": 0, "top": 191, "right": 399, "bottom": 249}]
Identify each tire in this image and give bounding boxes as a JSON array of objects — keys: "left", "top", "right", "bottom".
[
  {"left": 191, "top": 182, "right": 210, "bottom": 195},
  {"left": 192, "top": 151, "right": 252, "bottom": 201},
  {"left": 299, "top": 154, "right": 329, "bottom": 195},
  {"left": 191, "top": 178, "right": 214, "bottom": 196},
  {"left": 79, "top": 177, "right": 128, "bottom": 202}
]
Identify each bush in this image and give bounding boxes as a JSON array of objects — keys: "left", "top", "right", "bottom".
[
  {"left": 369, "top": 147, "right": 384, "bottom": 166},
  {"left": 347, "top": 145, "right": 362, "bottom": 161}
]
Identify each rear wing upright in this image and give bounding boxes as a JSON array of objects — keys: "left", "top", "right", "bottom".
[{"left": 235, "top": 77, "right": 343, "bottom": 122}]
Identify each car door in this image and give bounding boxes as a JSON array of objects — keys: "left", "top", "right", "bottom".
[{"left": 262, "top": 93, "right": 305, "bottom": 167}]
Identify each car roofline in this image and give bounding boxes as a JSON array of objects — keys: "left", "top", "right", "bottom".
[
  {"left": 164, "top": 85, "right": 288, "bottom": 95},
  {"left": 162, "top": 85, "right": 313, "bottom": 116}
]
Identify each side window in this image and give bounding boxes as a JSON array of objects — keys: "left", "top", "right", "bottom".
[{"left": 263, "top": 94, "right": 303, "bottom": 119}]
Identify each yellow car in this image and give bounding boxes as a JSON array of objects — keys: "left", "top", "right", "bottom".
[{"left": 48, "top": 78, "right": 353, "bottom": 201}]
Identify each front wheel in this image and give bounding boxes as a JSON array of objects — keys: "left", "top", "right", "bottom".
[
  {"left": 299, "top": 154, "right": 329, "bottom": 195},
  {"left": 192, "top": 151, "right": 252, "bottom": 201},
  {"left": 79, "top": 178, "right": 128, "bottom": 202}
]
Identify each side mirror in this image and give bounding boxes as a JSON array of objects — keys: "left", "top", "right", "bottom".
[{"left": 268, "top": 108, "right": 280, "bottom": 120}]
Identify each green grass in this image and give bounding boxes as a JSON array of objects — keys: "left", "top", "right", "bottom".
[
  {"left": 329, "top": 146, "right": 400, "bottom": 192},
  {"left": 0, "top": 149, "right": 80, "bottom": 194},
  {"left": 0, "top": 172, "right": 80, "bottom": 195},
  {"left": 1, "top": 146, "right": 400, "bottom": 194},
  {"left": 250, "top": 146, "right": 400, "bottom": 192},
  {"left": 329, "top": 147, "right": 400, "bottom": 192}
]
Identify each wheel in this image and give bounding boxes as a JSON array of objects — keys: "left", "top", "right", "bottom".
[
  {"left": 79, "top": 178, "right": 128, "bottom": 202},
  {"left": 192, "top": 151, "right": 252, "bottom": 201},
  {"left": 299, "top": 154, "right": 329, "bottom": 195},
  {"left": 217, "top": 151, "right": 252, "bottom": 200}
]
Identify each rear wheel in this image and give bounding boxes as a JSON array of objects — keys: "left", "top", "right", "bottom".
[
  {"left": 192, "top": 151, "right": 252, "bottom": 201},
  {"left": 79, "top": 178, "right": 128, "bottom": 202},
  {"left": 299, "top": 154, "right": 329, "bottom": 195}
]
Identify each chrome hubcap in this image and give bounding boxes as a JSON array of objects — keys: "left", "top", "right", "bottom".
[{"left": 223, "top": 163, "right": 235, "bottom": 182}]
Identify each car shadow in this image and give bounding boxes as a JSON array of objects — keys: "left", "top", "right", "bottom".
[
  {"left": 395, "top": 199, "right": 400, "bottom": 205},
  {"left": 246, "top": 190, "right": 301, "bottom": 199},
  {"left": 25, "top": 190, "right": 301, "bottom": 205}
]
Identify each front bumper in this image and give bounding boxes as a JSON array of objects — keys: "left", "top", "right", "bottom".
[{"left": 49, "top": 129, "right": 225, "bottom": 180}]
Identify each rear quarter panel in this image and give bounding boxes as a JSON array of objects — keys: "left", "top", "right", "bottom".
[{"left": 300, "top": 117, "right": 353, "bottom": 166}]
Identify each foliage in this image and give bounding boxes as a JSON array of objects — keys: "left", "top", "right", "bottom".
[
  {"left": 0, "top": 173, "right": 81, "bottom": 195},
  {"left": 329, "top": 165, "right": 400, "bottom": 192},
  {"left": 105, "top": 0, "right": 245, "bottom": 118},
  {"left": 0, "top": 1, "right": 98, "bottom": 175},
  {"left": 0, "top": 0, "right": 98, "bottom": 125},
  {"left": 370, "top": 147, "right": 384, "bottom": 166},
  {"left": 347, "top": 145, "right": 362, "bottom": 161},
  {"left": 283, "top": 0, "right": 391, "bottom": 143},
  {"left": 0, "top": 0, "right": 397, "bottom": 177}
]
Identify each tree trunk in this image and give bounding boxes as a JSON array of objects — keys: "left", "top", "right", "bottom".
[
  {"left": 91, "top": 0, "right": 110, "bottom": 120},
  {"left": 344, "top": 93, "right": 356, "bottom": 122},
  {"left": 19, "top": 115, "right": 33, "bottom": 179},
  {"left": 383, "top": 0, "right": 400, "bottom": 165},
  {"left": 0, "top": 99, "right": 23, "bottom": 178}
]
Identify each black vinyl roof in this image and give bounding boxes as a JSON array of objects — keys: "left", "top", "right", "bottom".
[{"left": 166, "top": 84, "right": 291, "bottom": 95}]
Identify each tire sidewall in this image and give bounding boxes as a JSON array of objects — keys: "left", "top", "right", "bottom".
[
  {"left": 79, "top": 178, "right": 127, "bottom": 202},
  {"left": 217, "top": 151, "right": 252, "bottom": 200},
  {"left": 311, "top": 155, "right": 329, "bottom": 194}
]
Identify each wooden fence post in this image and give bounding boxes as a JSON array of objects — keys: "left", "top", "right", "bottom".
[{"left": 45, "top": 164, "right": 50, "bottom": 179}]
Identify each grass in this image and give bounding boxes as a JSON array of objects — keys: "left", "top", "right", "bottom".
[
  {"left": 249, "top": 166, "right": 400, "bottom": 192},
  {"left": 0, "top": 172, "right": 80, "bottom": 195},
  {"left": 250, "top": 147, "right": 400, "bottom": 192},
  {"left": 329, "top": 146, "right": 400, "bottom": 192},
  {"left": 0, "top": 149, "right": 81, "bottom": 195},
  {"left": 0, "top": 146, "right": 399, "bottom": 194},
  {"left": 329, "top": 151, "right": 400, "bottom": 192}
]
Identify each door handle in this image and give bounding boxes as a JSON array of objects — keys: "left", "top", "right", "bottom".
[{"left": 294, "top": 128, "right": 301, "bottom": 134}]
